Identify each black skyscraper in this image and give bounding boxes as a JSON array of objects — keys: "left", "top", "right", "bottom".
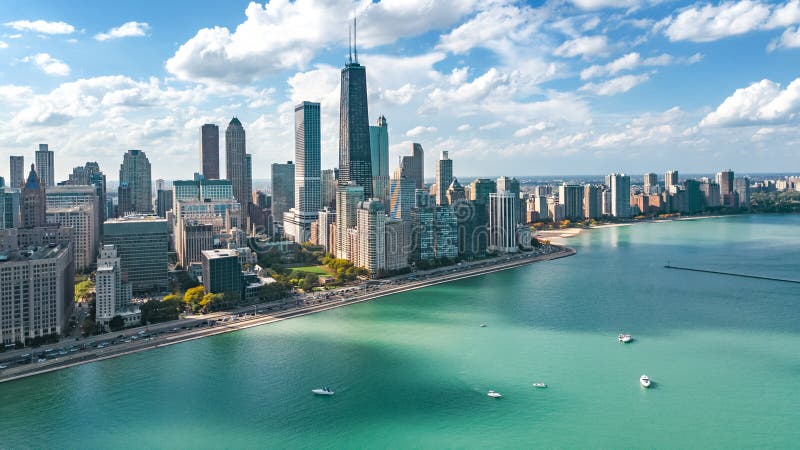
[
  {"left": 201, "top": 124, "right": 220, "bottom": 180},
  {"left": 338, "top": 19, "right": 373, "bottom": 198}
]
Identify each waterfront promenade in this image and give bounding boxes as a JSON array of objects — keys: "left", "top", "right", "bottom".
[{"left": 0, "top": 246, "right": 575, "bottom": 383}]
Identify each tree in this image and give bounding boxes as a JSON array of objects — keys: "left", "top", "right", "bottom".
[
  {"left": 183, "top": 286, "right": 205, "bottom": 312},
  {"left": 108, "top": 315, "right": 125, "bottom": 332},
  {"left": 199, "top": 293, "right": 225, "bottom": 313},
  {"left": 74, "top": 279, "right": 94, "bottom": 303},
  {"left": 140, "top": 297, "right": 183, "bottom": 325},
  {"left": 301, "top": 273, "right": 318, "bottom": 291}
]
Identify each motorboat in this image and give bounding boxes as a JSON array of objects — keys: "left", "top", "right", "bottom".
[
  {"left": 480, "top": 323, "right": 487, "bottom": 327},
  {"left": 618, "top": 334, "right": 633, "bottom": 343},
  {"left": 487, "top": 390, "right": 502, "bottom": 398},
  {"left": 312, "top": 387, "right": 335, "bottom": 396},
  {"left": 532, "top": 383, "right": 548, "bottom": 388},
  {"left": 640, "top": 375, "right": 651, "bottom": 388}
]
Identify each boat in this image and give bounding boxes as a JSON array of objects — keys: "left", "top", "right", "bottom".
[
  {"left": 312, "top": 387, "right": 335, "bottom": 396},
  {"left": 487, "top": 390, "right": 502, "bottom": 398},
  {"left": 532, "top": 383, "right": 548, "bottom": 388},
  {"left": 618, "top": 334, "right": 633, "bottom": 343},
  {"left": 480, "top": 323, "right": 487, "bottom": 327},
  {"left": 640, "top": 375, "right": 651, "bottom": 388}
]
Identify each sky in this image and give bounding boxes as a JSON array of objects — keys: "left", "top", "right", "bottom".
[{"left": 0, "top": 0, "right": 799, "bottom": 183}]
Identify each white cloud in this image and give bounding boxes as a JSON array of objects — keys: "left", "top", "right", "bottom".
[
  {"left": 768, "top": 25, "right": 800, "bottom": 50},
  {"left": 0, "top": 41, "right": 7, "bottom": 49},
  {"left": 437, "top": 4, "right": 540, "bottom": 54},
  {"left": 514, "top": 121, "right": 554, "bottom": 137},
  {"left": 4, "top": 19, "right": 75, "bottom": 35},
  {"left": 580, "top": 52, "right": 701, "bottom": 79},
  {"left": 479, "top": 121, "right": 503, "bottom": 130},
  {"left": 569, "top": 0, "right": 646, "bottom": 10},
  {"left": 166, "top": 0, "right": 480, "bottom": 84},
  {"left": 23, "top": 53, "right": 70, "bottom": 76},
  {"left": 553, "top": 35, "right": 609, "bottom": 58},
  {"left": 659, "top": 0, "right": 800, "bottom": 42},
  {"left": 0, "top": 85, "right": 33, "bottom": 105},
  {"left": 95, "top": 21, "right": 150, "bottom": 41},
  {"left": 580, "top": 74, "right": 649, "bottom": 95},
  {"left": 457, "top": 124, "right": 471, "bottom": 131},
  {"left": 406, "top": 125, "right": 437, "bottom": 137},
  {"left": 700, "top": 77, "right": 800, "bottom": 127}
]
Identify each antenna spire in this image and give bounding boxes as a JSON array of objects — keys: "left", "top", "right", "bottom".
[
  {"left": 348, "top": 22, "right": 352, "bottom": 64},
  {"left": 353, "top": 15, "right": 358, "bottom": 63}
]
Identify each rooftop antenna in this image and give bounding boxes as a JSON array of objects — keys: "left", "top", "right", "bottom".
[
  {"left": 348, "top": 22, "right": 352, "bottom": 64},
  {"left": 353, "top": 15, "right": 358, "bottom": 63}
]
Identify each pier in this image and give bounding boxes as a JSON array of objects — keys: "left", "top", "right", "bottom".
[{"left": 664, "top": 264, "right": 800, "bottom": 284}]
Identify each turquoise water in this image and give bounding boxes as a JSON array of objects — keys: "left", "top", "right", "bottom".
[{"left": 2, "top": 215, "right": 799, "bottom": 448}]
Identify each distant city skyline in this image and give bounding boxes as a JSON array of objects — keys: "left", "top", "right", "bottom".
[{"left": 1, "top": 0, "right": 799, "bottom": 182}]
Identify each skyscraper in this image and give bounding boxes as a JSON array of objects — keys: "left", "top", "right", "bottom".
[
  {"left": 436, "top": 151, "right": 453, "bottom": 206},
  {"left": 35, "top": 144, "right": 54, "bottom": 188},
  {"left": 489, "top": 191, "right": 519, "bottom": 253},
  {"left": 400, "top": 143, "right": 425, "bottom": 190},
  {"left": 665, "top": 170, "right": 679, "bottom": 192},
  {"left": 716, "top": 170, "right": 734, "bottom": 206},
  {"left": 225, "top": 117, "right": 248, "bottom": 227},
  {"left": 321, "top": 169, "right": 338, "bottom": 209},
  {"left": 369, "top": 115, "right": 389, "bottom": 203},
  {"left": 103, "top": 216, "right": 169, "bottom": 294},
  {"left": 643, "top": 173, "right": 658, "bottom": 195},
  {"left": 356, "top": 199, "right": 386, "bottom": 275},
  {"left": 583, "top": 184, "right": 602, "bottom": 219},
  {"left": 335, "top": 182, "right": 364, "bottom": 260},
  {"left": 200, "top": 124, "right": 220, "bottom": 180},
  {"left": 284, "top": 102, "right": 322, "bottom": 243},
  {"left": 21, "top": 165, "right": 46, "bottom": 228},
  {"left": 9, "top": 155, "right": 24, "bottom": 188},
  {"left": 271, "top": 161, "right": 295, "bottom": 228},
  {"left": 338, "top": 19, "right": 373, "bottom": 198},
  {"left": 610, "top": 173, "right": 631, "bottom": 218},
  {"left": 119, "top": 150, "right": 152, "bottom": 214},
  {"left": 559, "top": 184, "right": 583, "bottom": 220}
]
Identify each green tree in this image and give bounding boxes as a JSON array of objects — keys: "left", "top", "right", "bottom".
[
  {"left": 108, "top": 315, "right": 125, "bottom": 332},
  {"left": 74, "top": 279, "right": 95, "bottom": 302},
  {"left": 183, "top": 286, "right": 205, "bottom": 312},
  {"left": 199, "top": 293, "right": 225, "bottom": 313},
  {"left": 301, "top": 273, "right": 318, "bottom": 291}
]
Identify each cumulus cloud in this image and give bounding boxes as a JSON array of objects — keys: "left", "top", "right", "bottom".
[
  {"left": 514, "top": 122, "right": 554, "bottom": 137},
  {"left": 0, "top": 41, "right": 7, "bottom": 49},
  {"left": 659, "top": 0, "right": 800, "bottom": 42},
  {"left": 700, "top": 78, "right": 800, "bottom": 127},
  {"left": 406, "top": 125, "right": 437, "bottom": 137},
  {"left": 768, "top": 25, "right": 800, "bottom": 50},
  {"left": 95, "top": 21, "right": 150, "bottom": 41},
  {"left": 580, "top": 74, "right": 649, "bottom": 95},
  {"left": 165, "top": 0, "right": 480, "bottom": 84},
  {"left": 553, "top": 35, "right": 609, "bottom": 58},
  {"left": 437, "top": 3, "right": 542, "bottom": 54},
  {"left": 4, "top": 19, "right": 75, "bottom": 34},
  {"left": 23, "top": 53, "right": 70, "bottom": 76},
  {"left": 457, "top": 124, "right": 471, "bottom": 131},
  {"left": 580, "top": 52, "right": 702, "bottom": 79},
  {"left": 568, "top": 0, "right": 647, "bottom": 10}
]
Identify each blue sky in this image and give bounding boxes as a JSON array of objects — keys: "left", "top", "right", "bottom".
[{"left": 1, "top": 0, "right": 799, "bottom": 182}]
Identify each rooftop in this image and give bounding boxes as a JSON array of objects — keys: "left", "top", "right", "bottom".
[{"left": 0, "top": 244, "right": 68, "bottom": 263}]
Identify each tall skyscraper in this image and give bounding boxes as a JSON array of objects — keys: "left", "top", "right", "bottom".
[
  {"left": 356, "top": 199, "right": 386, "bottom": 275},
  {"left": 734, "top": 177, "right": 751, "bottom": 209},
  {"left": 200, "top": 124, "right": 220, "bottom": 180},
  {"left": 119, "top": 150, "right": 152, "bottom": 214},
  {"left": 643, "top": 173, "right": 658, "bottom": 195},
  {"left": 436, "top": 151, "right": 453, "bottom": 206},
  {"left": 583, "top": 184, "right": 602, "bottom": 219},
  {"left": 665, "top": 170, "right": 679, "bottom": 192},
  {"left": 0, "top": 185, "right": 20, "bottom": 229},
  {"left": 489, "top": 191, "right": 519, "bottom": 253},
  {"left": 610, "top": 173, "right": 631, "bottom": 218},
  {"left": 321, "top": 169, "right": 338, "bottom": 209},
  {"left": 335, "top": 182, "right": 364, "bottom": 260},
  {"left": 21, "top": 165, "right": 46, "bottom": 228},
  {"left": 284, "top": 102, "right": 322, "bottom": 243},
  {"left": 271, "top": 161, "right": 295, "bottom": 227},
  {"left": 559, "top": 184, "right": 583, "bottom": 220},
  {"left": 400, "top": 143, "right": 425, "bottom": 190},
  {"left": 225, "top": 117, "right": 248, "bottom": 227},
  {"left": 369, "top": 115, "right": 389, "bottom": 203},
  {"left": 9, "top": 155, "right": 24, "bottom": 188},
  {"left": 35, "top": 144, "right": 54, "bottom": 188},
  {"left": 716, "top": 169, "right": 734, "bottom": 198},
  {"left": 338, "top": 19, "right": 373, "bottom": 198}
]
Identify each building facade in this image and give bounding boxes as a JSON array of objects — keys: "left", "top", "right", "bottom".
[
  {"left": 103, "top": 216, "right": 169, "bottom": 294},
  {"left": 200, "top": 124, "right": 220, "bottom": 180},
  {"left": 436, "top": 151, "right": 453, "bottom": 206},
  {"left": 489, "top": 192, "right": 519, "bottom": 253},
  {"left": 225, "top": 118, "right": 249, "bottom": 227},
  {"left": 400, "top": 143, "right": 425, "bottom": 190},
  {"left": 369, "top": 115, "right": 390, "bottom": 203},
  {"left": 35, "top": 144, "right": 54, "bottom": 188},
  {"left": 119, "top": 150, "right": 152, "bottom": 214},
  {"left": 9, "top": 155, "right": 24, "bottom": 189},
  {"left": 339, "top": 50, "right": 373, "bottom": 198}
]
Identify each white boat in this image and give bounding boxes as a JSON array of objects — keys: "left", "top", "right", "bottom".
[
  {"left": 532, "top": 383, "right": 548, "bottom": 388},
  {"left": 487, "top": 390, "right": 502, "bottom": 398},
  {"left": 480, "top": 323, "right": 487, "bottom": 327},
  {"left": 312, "top": 387, "right": 335, "bottom": 396},
  {"left": 618, "top": 334, "right": 633, "bottom": 343},
  {"left": 640, "top": 375, "right": 651, "bottom": 388}
]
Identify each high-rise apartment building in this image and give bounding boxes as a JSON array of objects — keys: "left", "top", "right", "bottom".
[
  {"left": 716, "top": 169, "right": 734, "bottom": 205},
  {"left": 335, "top": 182, "right": 364, "bottom": 260},
  {"left": 317, "top": 207, "right": 336, "bottom": 253},
  {"left": 356, "top": 199, "right": 386, "bottom": 275},
  {"left": 436, "top": 151, "right": 453, "bottom": 206},
  {"left": 583, "top": 184, "right": 602, "bottom": 219},
  {"left": 225, "top": 117, "right": 248, "bottom": 226},
  {"left": 400, "top": 143, "right": 425, "bottom": 190},
  {"left": 559, "top": 184, "right": 583, "bottom": 220},
  {"left": 200, "top": 124, "right": 220, "bottom": 180},
  {"left": 469, "top": 178, "right": 497, "bottom": 206},
  {"left": 734, "top": 177, "right": 751, "bottom": 209},
  {"left": 643, "top": 173, "right": 658, "bottom": 195},
  {"left": 369, "top": 115, "right": 390, "bottom": 203},
  {"left": 284, "top": 102, "right": 321, "bottom": 243},
  {"left": 338, "top": 28, "right": 373, "bottom": 197},
  {"left": 35, "top": 144, "right": 54, "bottom": 188},
  {"left": 489, "top": 191, "right": 519, "bottom": 253},
  {"left": 9, "top": 155, "right": 24, "bottom": 188},
  {"left": 271, "top": 161, "right": 295, "bottom": 227},
  {"left": 610, "top": 173, "right": 631, "bottom": 218},
  {"left": 95, "top": 244, "right": 134, "bottom": 327},
  {"left": 0, "top": 186, "right": 20, "bottom": 229},
  {"left": 665, "top": 170, "right": 679, "bottom": 192},
  {"left": 119, "top": 150, "right": 152, "bottom": 214}
]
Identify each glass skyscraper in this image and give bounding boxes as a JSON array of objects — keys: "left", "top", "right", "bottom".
[
  {"left": 338, "top": 53, "right": 373, "bottom": 198},
  {"left": 225, "top": 118, "right": 248, "bottom": 227}
]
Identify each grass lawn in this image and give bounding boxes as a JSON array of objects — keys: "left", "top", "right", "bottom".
[{"left": 290, "top": 265, "right": 332, "bottom": 276}]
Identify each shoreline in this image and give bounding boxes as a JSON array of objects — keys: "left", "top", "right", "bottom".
[{"left": 0, "top": 246, "right": 576, "bottom": 384}]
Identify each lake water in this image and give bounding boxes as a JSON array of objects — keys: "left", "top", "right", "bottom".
[{"left": 2, "top": 215, "right": 799, "bottom": 448}]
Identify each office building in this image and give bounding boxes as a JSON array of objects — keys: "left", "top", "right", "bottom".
[
  {"left": 356, "top": 199, "right": 386, "bottom": 275},
  {"left": 9, "top": 155, "right": 24, "bottom": 188},
  {"left": 284, "top": 102, "right": 321, "bottom": 243},
  {"left": 226, "top": 117, "right": 249, "bottom": 226},
  {"left": 339, "top": 26, "right": 373, "bottom": 197},
  {"left": 103, "top": 216, "right": 169, "bottom": 294},
  {"left": 665, "top": 170, "right": 679, "bottom": 192},
  {"left": 334, "top": 182, "right": 364, "bottom": 260},
  {"left": 46, "top": 205, "right": 95, "bottom": 271},
  {"left": 434, "top": 206, "right": 458, "bottom": 260},
  {"left": 559, "top": 184, "right": 583, "bottom": 220},
  {"left": 469, "top": 178, "right": 496, "bottom": 206},
  {"left": 179, "top": 222, "right": 214, "bottom": 267},
  {"left": 369, "top": 115, "right": 390, "bottom": 203},
  {"left": 436, "top": 151, "right": 453, "bottom": 205},
  {"left": 0, "top": 186, "right": 20, "bottom": 229},
  {"left": 156, "top": 189, "right": 173, "bottom": 218},
  {"left": 21, "top": 165, "right": 46, "bottom": 228},
  {"left": 321, "top": 169, "right": 337, "bottom": 209},
  {"left": 0, "top": 243, "right": 74, "bottom": 345},
  {"left": 400, "top": 143, "right": 425, "bottom": 190},
  {"left": 411, "top": 207, "right": 434, "bottom": 262},
  {"left": 610, "top": 173, "right": 631, "bottom": 218},
  {"left": 456, "top": 199, "right": 488, "bottom": 259},
  {"left": 643, "top": 173, "right": 658, "bottom": 195},
  {"left": 446, "top": 178, "right": 466, "bottom": 205},
  {"left": 202, "top": 249, "right": 242, "bottom": 301},
  {"left": 489, "top": 191, "right": 519, "bottom": 253},
  {"left": 200, "top": 124, "right": 220, "bottom": 180},
  {"left": 35, "top": 144, "right": 54, "bottom": 188},
  {"left": 734, "top": 177, "right": 751, "bottom": 209},
  {"left": 389, "top": 172, "right": 415, "bottom": 221},
  {"left": 119, "top": 150, "right": 152, "bottom": 214},
  {"left": 583, "top": 184, "right": 602, "bottom": 219},
  {"left": 271, "top": 161, "right": 295, "bottom": 227},
  {"left": 384, "top": 219, "right": 410, "bottom": 271}
]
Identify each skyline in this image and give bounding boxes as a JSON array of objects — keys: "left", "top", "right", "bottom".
[{"left": 1, "top": 0, "right": 800, "bottom": 182}]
